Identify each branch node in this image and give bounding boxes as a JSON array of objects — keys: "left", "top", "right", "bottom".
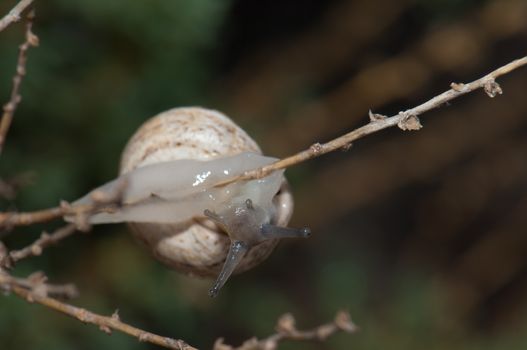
[
  {"left": 484, "top": 79, "right": 503, "bottom": 98},
  {"left": 78, "top": 309, "right": 90, "bottom": 323},
  {"left": 397, "top": 112, "right": 422, "bottom": 131},
  {"left": 334, "top": 311, "right": 359, "bottom": 333},
  {"left": 30, "top": 244, "right": 42, "bottom": 256},
  {"left": 309, "top": 142, "right": 323, "bottom": 155},
  {"left": 27, "top": 271, "right": 47, "bottom": 284},
  {"left": 112, "top": 309, "right": 120, "bottom": 321},
  {"left": 138, "top": 332, "right": 150, "bottom": 342},
  {"left": 26, "top": 30, "right": 39, "bottom": 47},
  {"left": 341, "top": 142, "right": 353, "bottom": 152},
  {"left": 276, "top": 313, "right": 296, "bottom": 334},
  {"left": 316, "top": 324, "right": 334, "bottom": 340},
  {"left": 450, "top": 82, "right": 466, "bottom": 92},
  {"left": 99, "top": 325, "right": 112, "bottom": 334},
  {"left": 59, "top": 200, "right": 71, "bottom": 211},
  {"left": 368, "top": 109, "right": 387, "bottom": 122},
  {"left": 213, "top": 338, "right": 232, "bottom": 350},
  {"left": 76, "top": 215, "right": 92, "bottom": 232}
]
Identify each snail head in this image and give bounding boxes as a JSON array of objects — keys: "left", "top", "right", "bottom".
[{"left": 204, "top": 198, "right": 310, "bottom": 297}]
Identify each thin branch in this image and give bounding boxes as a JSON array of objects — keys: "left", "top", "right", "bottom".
[
  {"left": 0, "top": 206, "right": 64, "bottom": 228},
  {"left": 214, "top": 56, "right": 527, "bottom": 188},
  {"left": 0, "top": 0, "right": 33, "bottom": 32},
  {"left": 0, "top": 9, "right": 39, "bottom": 154},
  {"left": 9, "top": 224, "right": 78, "bottom": 263},
  {"left": 0, "top": 178, "right": 127, "bottom": 230},
  {"left": 214, "top": 311, "right": 357, "bottom": 350},
  {"left": 0, "top": 270, "right": 196, "bottom": 350},
  {"left": 0, "top": 270, "right": 78, "bottom": 299},
  {"left": 2, "top": 57, "right": 525, "bottom": 229}
]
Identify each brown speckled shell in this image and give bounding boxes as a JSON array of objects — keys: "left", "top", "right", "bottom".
[{"left": 119, "top": 107, "right": 294, "bottom": 278}]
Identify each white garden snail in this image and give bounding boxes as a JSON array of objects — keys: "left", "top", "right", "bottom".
[{"left": 65, "top": 107, "right": 310, "bottom": 297}]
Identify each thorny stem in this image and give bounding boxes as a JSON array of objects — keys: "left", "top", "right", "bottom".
[
  {"left": 1, "top": 56, "right": 526, "bottom": 230},
  {"left": 0, "top": 275, "right": 196, "bottom": 350},
  {"left": 213, "top": 56, "right": 527, "bottom": 188},
  {"left": 9, "top": 224, "right": 78, "bottom": 263},
  {"left": 0, "top": 8, "right": 38, "bottom": 154},
  {"left": 214, "top": 311, "right": 358, "bottom": 350}
]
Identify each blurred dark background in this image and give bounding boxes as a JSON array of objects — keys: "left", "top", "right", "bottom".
[{"left": 1, "top": 0, "right": 527, "bottom": 349}]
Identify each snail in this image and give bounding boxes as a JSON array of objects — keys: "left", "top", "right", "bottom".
[{"left": 65, "top": 107, "right": 310, "bottom": 297}]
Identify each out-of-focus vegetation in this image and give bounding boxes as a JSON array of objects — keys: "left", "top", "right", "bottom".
[{"left": 1, "top": 0, "right": 527, "bottom": 349}]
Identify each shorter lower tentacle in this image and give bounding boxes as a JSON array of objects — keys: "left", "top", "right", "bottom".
[{"left": 209, "top": 240, "right": 249, "bottom": 297}]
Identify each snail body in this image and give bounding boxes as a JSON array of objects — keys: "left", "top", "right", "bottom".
[
  {"left": 70, "top": 152, "right": 282, "bottom": 225},
  {"left": 67, "top": 107, "right": 309, "bottom": 296}
]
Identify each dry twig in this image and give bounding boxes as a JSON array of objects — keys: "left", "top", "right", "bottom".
[
  {"left": 214, "top": 311, "right": 357, "bottom": 350},
  {"left": 0, "top": 177, "right": 127, "bottom": 230},
  {"left": 0, "top": 270, "right": 196, "bottom": 350},
  {"left": 0, "top": 8, "right": 38, "bottom": 153},
  {"left": 214, "top": 56, "right": 527, "bottom": 188},
  {"left": 0, "top": 0, "right": 34, "bottom": 32},
  {"left": 0, "top": 270, "right": 78, "bottom": 299},
  {"left": 0, "top": 206, "right": 64, "bottom": 228},
  {"left": 9, "top": 224, "right": 78, "bottom": 263},
  {"left": 3, "top": 57, "right": 526, "bottom": 231}
]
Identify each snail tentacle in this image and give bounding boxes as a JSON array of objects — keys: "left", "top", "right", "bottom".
[
  {"left": 209, "top": 240, "right": 248, "bottom": 298},
  {"left": 260, "top": 224, "right": 311, "bottom": 239}
]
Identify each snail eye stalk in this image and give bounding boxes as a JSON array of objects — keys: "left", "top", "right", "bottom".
[{"left": 260, "top": 224, "right": 311, "bottom": 239}]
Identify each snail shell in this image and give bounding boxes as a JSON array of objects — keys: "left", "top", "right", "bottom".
[{"left": 119, "top": 107, "right": 294, "bottom": 278}]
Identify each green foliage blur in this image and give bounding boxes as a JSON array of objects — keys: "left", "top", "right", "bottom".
[{"left": 1, "top": 0, "right": 527, "bottom": 349}]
